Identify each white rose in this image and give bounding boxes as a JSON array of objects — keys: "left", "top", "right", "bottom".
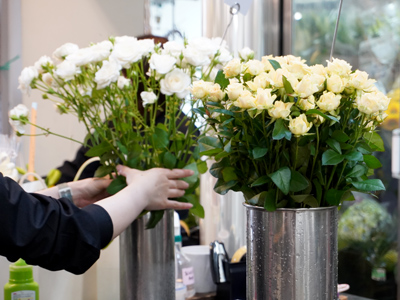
[
  {"left": 317, "top": 91, "right": 341, "bottom": 112},
  {"left": 149, "top": 53, "right": 176, "bottom": 74},
  {"left": 90, "top": 40, "right": 113, "bottom": 62},
  {"left": 53, "top": 43, "right": 79, "bottom": 61},
  {"left": 239, "top": 47, "right": 254, "bottom": 61},
  {"left": 34, "top": 56, "right": 53, "bottom": 73},
  {"left": 297, "top": 95, "right": 316, "bottom": 111},
  {"left": 289, "top": 114, "right": 313, "bottom": 136},
  {"left": 66, "top": 47, "right": 96, "bottom": 66},
  {"left": 326, "top": 74, "right": 346, "bottom": 93},
  {"left": 183, "top": 46, "right": 211, "bottom": 67},
  {"left": 162, "top": 41, "right": 185, "bottom": 58},
  {"left": 294, "top": 74, "right": 320, "bottom": 98},
  {"left": 94, "top": 59, "right": 121, "bottom": 89},
  {"left": 226, "top": 81, "right": 245, "bottom": 101},
  {"left": 9, "top": 104, "right": 29, "bottom": 134},
  {"left": 191, "top": 80, "right": 213, "bottom": 99},
  {"left": 0, "top": 152, "right": 18, "bottom": 181},
  {"left": 326, "top": 58, "right": 352, "bottom": 77},
  {"left": 140, "top": 91, "right": 158, "bottom": 106},
  {"left": 78, "top": 85, "right": 92, "bottom": 97},
  {"left": 247, "top": 72, "right": 270, "bottom": 91},
  {"left": 42, "top": 73, "right": 55, "bottom": 87},
  {"left": 268, "top": 101, "right": 293, "bottom": 119},
  {"left": 255, "top": 88, "right": 276, "bottom": 109},
  {"left": 356, "top": 91, "right": 390, "bottom": 115},
  {"left": 114, "top": 36, "right": 137, "bottom": 45},
  {"left": 234, "top": 90, "right": 256, "bottom": 109},
  {"left": 208, "top": 83, "right": 225, "bottom": 101},
  {"left": 188, "top": 37, "right": 219, "bottom": 57},
  {"left": 223, "top": 58, "right": 242, "bottom": 78},
  {"left": 55, "top": 60, "right": 81, "bottom": 81},
  {"left": 160, "top": 68, "right": 191, "bottom": 98},
  {"left": 18, "top": 67, "right": 39, "bottom": 95},
  {"left": 117, "top": 76, "right": 131, "bottom": 89},
  {"left": 110, "top": 39, "right": 152, "bottom": 68},
  {"left": 244, "top": 60, "right": 265, "bottom": 76},
  {"left": 349, "top": 70, "right": 376, "bottom": 91},
  {"left": 216, "top": 47, "right": 233, "bottom": 65}
]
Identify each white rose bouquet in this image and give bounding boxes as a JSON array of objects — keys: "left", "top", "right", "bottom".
[
  {"left": 194, "top": 54, "right": 390, "bottom": 210},
  {"left": 14, "top": 35, "right": 232, "bottom": 226}
]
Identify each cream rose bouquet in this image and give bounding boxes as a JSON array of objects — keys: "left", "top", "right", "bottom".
[
  {"left": 14, "top": 36, "right": 232, "bottom": 226},
  {"left": 193, "top": 53, "right": 390, "bottom": 210}
]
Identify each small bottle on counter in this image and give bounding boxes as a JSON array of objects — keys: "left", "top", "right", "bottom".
[
  {"left": 174, "top": 212, "right": 196, "bottom": 299},
  {"left": 4, "top": 258, "right": 39, "bottom": 300}
]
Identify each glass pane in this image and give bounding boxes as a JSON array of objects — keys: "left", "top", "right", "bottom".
[{"left": 292, "top": 1, "right": 400, "bottom": 299}]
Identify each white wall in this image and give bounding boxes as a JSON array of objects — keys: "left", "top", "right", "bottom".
[{"left": 20, "top": 0, "right": 145, "bottom": 176}]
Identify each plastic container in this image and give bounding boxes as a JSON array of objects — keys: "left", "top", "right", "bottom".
[{"left": 4, "top": 259, "right": 39, "bottom": 300}]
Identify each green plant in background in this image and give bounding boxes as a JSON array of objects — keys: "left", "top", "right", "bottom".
[
  {"left": 193, "top": 53, "right": 390, "bottom": 211},
  {"left": 11, "top": 36, "right": 233, "bottom": 227}
]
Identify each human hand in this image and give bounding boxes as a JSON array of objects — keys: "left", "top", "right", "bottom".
[
  {"left": 116, "top": 165, "right": 194, "bottom": 211},
  {"left": 69, "top": 177, "right": 112, "bottom": 208}
]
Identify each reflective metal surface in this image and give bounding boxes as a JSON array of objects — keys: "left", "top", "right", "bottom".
[
  {"left": 120, "top": 210, "right": 175, "bottom": 300},
  {"left": 245, "top": 204, "right": 338, "bottom": 300}
]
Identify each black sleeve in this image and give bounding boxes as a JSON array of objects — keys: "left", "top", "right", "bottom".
[
  {"left": 56, "top": 144, "right": 100, "bottom": 183},
  {"left": 0, "top": 173, "right": 113, "bottom": 275}
]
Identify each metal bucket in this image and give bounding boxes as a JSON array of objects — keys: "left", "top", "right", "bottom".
[
  {"left": 120, "top": 209, "right": 175, "bottom": 300},
  {"left": 245, "top": 204, "right": 338, "bottom": 300}
]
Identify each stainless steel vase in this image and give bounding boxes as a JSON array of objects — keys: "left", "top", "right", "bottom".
[
  {"left": 120, "top": 209, "right": 175, "bottom": 300},
  {"left": 245, "top": 204, "right": 338, "bottom": 300}
]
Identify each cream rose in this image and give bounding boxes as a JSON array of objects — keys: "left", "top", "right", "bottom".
[
  {"left": 349, "top": 70, "right": 376, "bottom": 91},
  {"left": 327, "top": 74, "right": 346, "bottom": 93},
  {"left": 268, "top": 101, "right": 293, "bottom": 119},
  {"left": 244, "top": 60, "right": 265, "bottom": 76},
  {"left": 140, "top": 91, "right": 158, "bottom": 106},
  {"left": 55, "top": 60, "right": 81, "bottom": 81},
  {"left": 309, "top": 64, "right": 327, "bottom": 76},
  {"left": 94, "top": 59, "right": 121, "bottom": 89},
  {"left": 317, "top": 91, "right": 341, "bottom": 112},
  {"left": 191, "top": 80, "right": 213, "bottom": 99},
  {"left": 255, "top": 88, "right": 276, "bottom": 109},
  {"left": 160, "top": 68, "right": 191, "bottom": 98},
  {"left": 208, "top": 83, "right": 225, "bottom": 101},
  {"left": 223, "top": 58, "right": 242, "bottom": 78},
  {"left": 149, "top": 53, "right": 177, "bottom": 74},
  {"left": 326, "top": 58, "right": 352, "bottom": 77},
  {"left": 234, "top": 90, "right": 256, "bottom": 109},
  {"left": 289, "top": 114, "right": 313, "bottom": 136},
  {"left": 247, "top": 72, "right": 270, "bottom": 91},
  {"left": 294, "top": 74, "right": 320, "bottom": 98},
  {"left": 53, "top": 43, "right": 79, "bottom": 61},
  {"left": 297, "top": 95, "right": 316, "bottom": 111},
  {"left": 261, "top": 55, "right": 274, "bottom": 72},
  {"left": 226, "top": 81, "right": 245, "bottom": 101},
  {"left": 356, "top": 91, "right": 390, "bottom": 115},
  {"left": 18, "top": 67, "right": 39, "bottom": 94},
  {"left": 285, "top": 61, "right": 310, "bottom": 80}
]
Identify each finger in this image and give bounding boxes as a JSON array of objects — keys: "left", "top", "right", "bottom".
[
  {"left": 168, "top": 169, "right": 194, "bottom": 179},
  {"left": 167, "top": 189, "right": 186, "bottom": 199},
  {"left": 165, "top": 200, "right": 193, "bottom": 210},
  {"left": 169, "top": 180, "right": 189, "bottom": 190},
  {"left": 116, "top": 165, "right": 138, "bottom": 177}
]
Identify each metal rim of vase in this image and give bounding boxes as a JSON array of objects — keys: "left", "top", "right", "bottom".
[{"left": 243, "top": 202, "right": 338, "bottom": 212}]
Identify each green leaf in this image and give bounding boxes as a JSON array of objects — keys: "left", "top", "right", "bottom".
[
  {"left": 264, "top": 190, "right": 277, "bottom": 211},
  {"left": 94, "top": 165, "right": 114, "bottom": 178},
  {"left": 85, "top": 141, "right": 112, "bottom": 157},
  {"left": 198, "top": 136, "right": 223, "bottom": 155},
  {"left": 253, "top": 147, "right": 268, "bottom": 159},
  {"left": 183, "top": 194, "right": 205, "bottom": 218},
  {"left": 305, "top": 109, "right": 339, "bottom": 123},
  {"left": 163, "top": 152, "right": 177, "bottom": 169},
  {"left": 224, "top": 139, "right": 232, "bottom": 153},
  {"left": 345, "top": 165, "right": 367, "bottom": 178},
  {"left": 153, "top": 127, "right": 169, "bottom": 149},
  {"left": 363, "top": 155, "right": 382, "bottom": 169},
  {"left": 269, "top": 167, "right": 291, "bottom": 195},
  {"left": 325, "top": 189, "right": 345, "bottom": 206},
  {"left": 326, "top": 138, "right": 342, "bottom": 154},
  {"left": 344, "top": 150, "right": 363, "bottom": 161},
  {"left": 356, "top": 142, "right": 373, "bottom": 154},
  {"left": 352, "top": 179, "right": 386, "bottom": 191},
  {"left": 222, "top": 166, "right": 238, "bottom": 182},
  {"left": 268, "top": 59, "right": 281, "bottom": 70},
  {"left": 243, "top": 73, "right": 252, "bottom": 82},
  {"left": 364, "top": 132, "right": 384, "bottom": 152},
  {"left": 215, "top": 69, "right": 230, "bottom": 89},
  {"left": 107, "top": 176, "right": 127, "bottom": 194},
  {"left": 273, "top": 118, "right": 292, "bottom": 141},
  {"left": 215, "top": 151, "right": 230, "bottom": 160},
  {"left": 211, "top": 108, "right": 235, "bottom": 117},
  {"left": 322, "top": 149, "right": 344, "bottom": 165},
  {"left": 282, "top": 75, "right": 295, "bottom": 94},
  {"left": 146, "top": 211, "right": 164, "bottom": 229},
  {"left": 214, "top": 178, "right": 238, "bottom": 195},
  {"left": 289, "top": 170, "right": 309, "bottom": 192},
  {"left": 116, "top": 141, "right": 129, "bottom": 155},
  {"left": 250, "top": 175, "right": 271, "bottom": 187},
  {"left": 332, "top": 130, "right": 349, "bottom": 143},
  {"left": 209, "top": 159, "right": 230, "bottom": 178},
  {"left": 182, "top": 162, "right": 199, "bottom": 187},
  {"left": 313, "top": 179, "right": 322, "bottom": 202},
  {"left": 197, "top": 160, "right": 208, "bottom": 174},
  {"left": 290, "top": 194, "right": 319, "bottom": 207}
]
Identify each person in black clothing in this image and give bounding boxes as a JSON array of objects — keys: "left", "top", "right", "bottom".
[{"left": 0, "top": 165, "right": 193, "bottom": 274}]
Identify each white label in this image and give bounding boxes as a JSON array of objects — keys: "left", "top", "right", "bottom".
[
  {"left": 182, "top": 267, "right": 195, "bottom": 285},
  {"left": 11, "top": 290, "right": 36, "bottom": 300}
]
